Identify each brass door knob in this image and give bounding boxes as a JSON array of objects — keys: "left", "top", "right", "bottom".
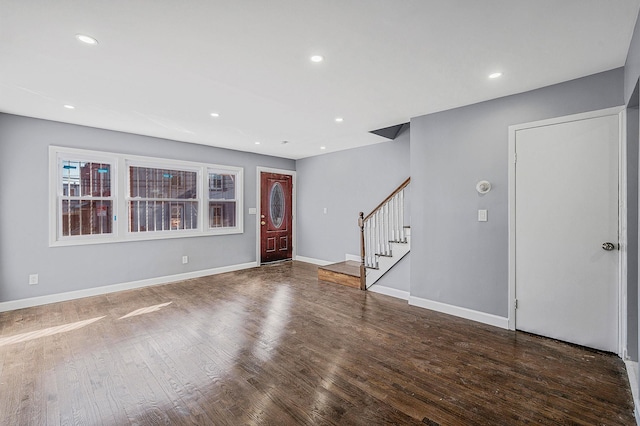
[{"left": 261, "top": 221, "right": 266, "bottom": 225}]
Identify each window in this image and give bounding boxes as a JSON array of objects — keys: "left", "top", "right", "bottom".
[
  {"left": 56, "top": 156, "right": 115, "bottom": 240},
  {"left": 50, "top": 146, "right": 244, "bottom": 246},
  {"left": 210, "top": 174, "right": 223, "bottom": 191},
  {"left": 128, "top": 165, "right": 199, "bottom": 233},
  {"left": 208, "top": 170, "right": 239, "bottom": 229}
]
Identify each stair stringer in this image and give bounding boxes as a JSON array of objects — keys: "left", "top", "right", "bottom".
[{"left": 366, "top": 237, "right": 410, "bottom": 288}]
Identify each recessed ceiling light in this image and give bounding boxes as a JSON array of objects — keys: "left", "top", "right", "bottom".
[
  {"left": 489, "top": 72, "right": 503, "bottom": 79},
  {"left": 210, "top": 112, "right": 220, "bottom": 117},
  {"left": 64, "top": 104, "right": 75, "bottom": 109},
  {"left": 310, "top": 55, "right": 324, "bottom": 63},
  {"left": 255, "top": 141, "right": 261, "bottom": 145},
  {"left": 75, "top": 34, "right": 98, "bottom": 45},
  {"left": 335, "top": 117, "right": 344, "bottom": 123},
  {"left": 320, "top": 146, "right": 326, "bottom": 150}
]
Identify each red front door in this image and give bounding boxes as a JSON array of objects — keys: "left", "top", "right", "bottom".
[{"left": 260, "top": 172, "right": 293, "bottom": 263}]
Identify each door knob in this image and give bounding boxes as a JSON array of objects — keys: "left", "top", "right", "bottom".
[
  {"left": 261, "top": 221, "right": 266, "bottom": 225},
  {"left": 261, "top": 214, "right": 265, "bottom": 219},
  {"left": 602, "top": 242, "right": 616, "bottom": 251}
]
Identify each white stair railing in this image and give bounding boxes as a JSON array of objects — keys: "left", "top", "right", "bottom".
[{"left": 358, "top": 178, "right": 410, "bottom": 290}]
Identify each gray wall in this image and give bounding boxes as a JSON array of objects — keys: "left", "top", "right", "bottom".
[
  {"left": 410, "top": 68, "right": 624, "bottom": 317},
  {"left": 0, "top": 114, "right": 294, "bottom": 302},
  {"left": 295, "top": 129, "right": 410, "bottom": 262},
  {"left": 626, "top": 11, "right": 640, "bottom": 105}
]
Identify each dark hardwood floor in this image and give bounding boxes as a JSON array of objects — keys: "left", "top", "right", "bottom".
[{"left": 0, "top": 261, "right": 635, "bottom": 425}]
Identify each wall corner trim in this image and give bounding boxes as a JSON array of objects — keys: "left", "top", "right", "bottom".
[
  {"left": 408, "top": 296, "right": 509, "bottom": 329},
  {"left": 368, "top": 285, "right": 409, "bottom": 301},
  {"left": 0, "top": 262, "right": 258, "bottom": 313},
  {"left": 295, "top": 256, "right": 333, "bottom": 266},
  {"left": 624, "top": 359, "right": 640, "bottom": 424}
]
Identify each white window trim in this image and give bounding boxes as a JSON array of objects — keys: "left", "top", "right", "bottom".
[{"left": 49, "top": 146, "right": 244, "bottom": 247}]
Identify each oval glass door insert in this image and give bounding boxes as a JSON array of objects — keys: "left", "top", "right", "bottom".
[{"left": 270, "top": 182, "right": 285, "bottom": 228}]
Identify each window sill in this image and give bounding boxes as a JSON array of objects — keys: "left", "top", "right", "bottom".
[{"left": 50, "top": 227, "right": 244, "bottom": 247}]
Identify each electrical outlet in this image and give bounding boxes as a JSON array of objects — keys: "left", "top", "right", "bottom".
[
  {"left": 182, "top": 256, "right": 188, "bottom": 264},
  {"left": 29, "top": 274, "right": 38, "bottom": 285}
]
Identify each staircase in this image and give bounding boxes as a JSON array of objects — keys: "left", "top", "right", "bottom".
[
  {"left": 317, "top": 260, "right": 361, "bottom": 289},
  {"left": 318, "top": 178, "right": 410, "bottom": 290},
  {"left": 362, "top": 227, "right": 410, "bottom": 287}
]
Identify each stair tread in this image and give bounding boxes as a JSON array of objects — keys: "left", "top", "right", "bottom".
[{"left": 318, "top": 260, "right": 361, "bottom": 278}]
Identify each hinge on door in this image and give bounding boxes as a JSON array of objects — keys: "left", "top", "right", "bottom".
[
  {"left": 515, "top": 299, "right": 518, "bottom": 309},
  {"left": 514, "top": 153, "right": 518, "bottom": 163}
]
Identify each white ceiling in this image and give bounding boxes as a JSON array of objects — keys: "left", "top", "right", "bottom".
[{"left": 1, "top": 1, "right": 639, "bottom": 159}]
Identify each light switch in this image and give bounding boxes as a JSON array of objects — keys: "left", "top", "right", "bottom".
[
  {"left": 478, "top": 209, "right": 488, "bottom": 222},
  {"left": 323, "top": 207, "right": 327, "bottom": 214},
  {"left": 248, "top": 208, "right": 257, "bottom": 215}
]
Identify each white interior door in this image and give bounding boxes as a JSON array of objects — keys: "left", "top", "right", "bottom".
[{"left": 514, "top": 113, "right": 619, "bottom": 352}]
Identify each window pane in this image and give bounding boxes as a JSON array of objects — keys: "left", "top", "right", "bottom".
[
  {"left": 209, "top": 173, "right": 235, "bottom": 200},
  {"left": 209, "top": 201, "right": 236, "bottom": 228},
  {"left": 62, "top": 161, "right": 111, "bottom": 197},
  {"left": 129, "top": 200, "right": 198, "bottom": 232},
  {"left": 269, "top": 182, "right": 285, "bottom": 228},
  {"left": 62, "top": 160, "right": 80, "bottom": 196},
  {"left": 62, "top": 200, "right": 112, "bottom": 236},
  {"left": 130, "top": 166, "right": 197, "bottom": 199}
]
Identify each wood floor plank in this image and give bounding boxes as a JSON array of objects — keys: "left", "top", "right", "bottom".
[
  {"left": 0, "top": 261, "right": 635, "bottom": 425},
  {"left": 104, "top": 329, "right": 175, "bottom": 425},
  {"left": 20, "top": 340, "right": 46, "bottom": 426},
  {"left": 1, "top": 342, "right": 28, "bottom": 424}
]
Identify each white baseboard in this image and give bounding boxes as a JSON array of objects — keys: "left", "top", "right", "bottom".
[
  {"left": 368, "top": 285, "right": 409, "bottom": 301},
  {"left": 409, "top": 296, "right": 509, "bottom": 329},
  {"left": 0, "top": 262, "right": 257, "bottom": 313},
  {"left": 295, "top": 256, "right": 333, "bottom": 266},
  {"left": 345, "top": 254, "right": 360, "bottom": 262},
  {"left": 625, "top": 360, "right": 640, "bottom": 425}
]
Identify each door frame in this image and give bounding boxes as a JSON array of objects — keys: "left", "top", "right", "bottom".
[
  {"left": 507, "top": 106, "right": 626, "bottom": 357},
  {"left": 256, "top": 167, "right": 296, "bottom": 266}
]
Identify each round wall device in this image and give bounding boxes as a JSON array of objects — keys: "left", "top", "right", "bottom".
[{"left": 476, "top": 180, "right": 491, "bottom": 194}]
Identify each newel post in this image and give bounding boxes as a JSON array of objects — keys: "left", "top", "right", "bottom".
[{"left": 358, "top": 212, "right": 366, "bottom": 290}]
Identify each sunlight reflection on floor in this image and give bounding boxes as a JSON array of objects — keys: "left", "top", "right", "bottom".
[
  {"left": 119, "top": 301, "right": 173, "bottom": 319},
  {"left": 252, "top": 286, "right": 291, "bottom": 362},
  {"left": 0, "top": 301, "right": 176, "bottom": 347},
  {"left": 0, "top": 316, "right": 105, "bottom": 347}
]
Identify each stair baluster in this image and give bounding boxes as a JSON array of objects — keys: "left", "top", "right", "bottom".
[{"left": 359, "top": 177, "right": 411, "bottom": 290}]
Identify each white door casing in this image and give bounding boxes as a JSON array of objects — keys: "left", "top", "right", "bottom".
[{"left": 508, "top": 108, "right": 623, "bottom": 354}]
